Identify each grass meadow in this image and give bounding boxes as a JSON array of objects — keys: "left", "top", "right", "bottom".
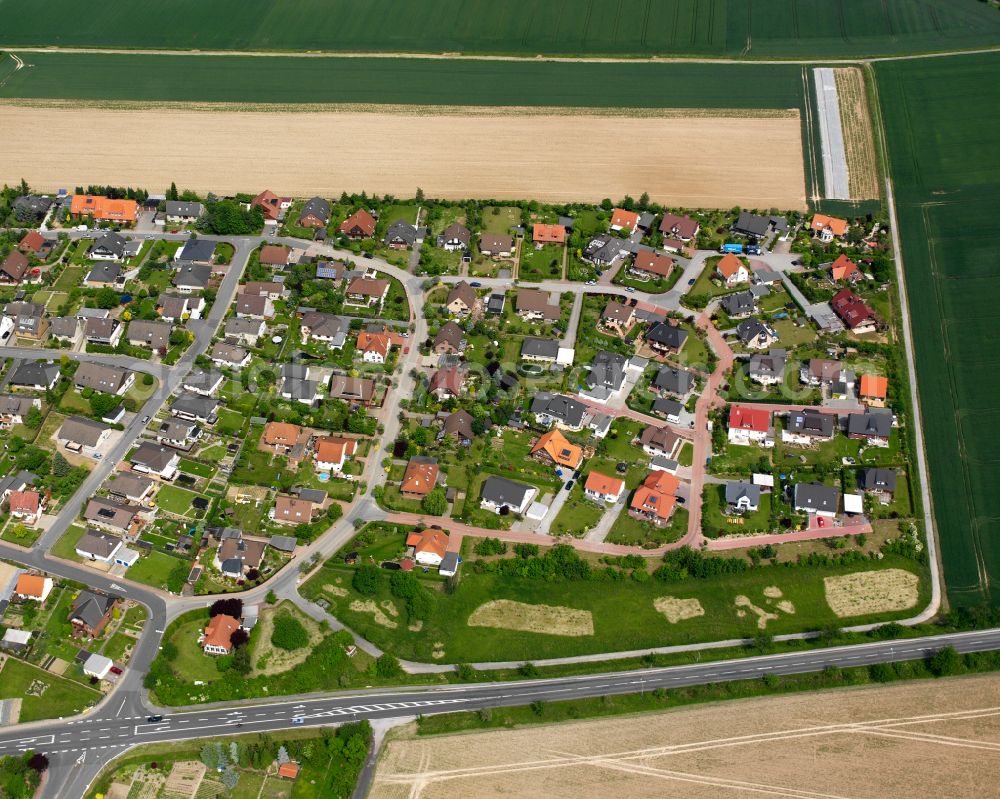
[
  {"left": 876, "top": 53, "right": 1000, "bottom": 608},
  {"left": 1, "top": 0, "right": 998, "bottom": 57}
]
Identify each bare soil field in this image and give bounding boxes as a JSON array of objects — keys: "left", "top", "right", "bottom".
[
  {"left": 834, "top": 67, "right": 880, "bottom": 200},
  {"left": 0, "top": 103, "right": 807, "bottom": 209},
  {"left": 468, "top": 600, "right": 594, "bottom": 637},
  {"left": 825, "top": 568, "right": 920, "bottom": 618},
  {"left": 371, "top": 673, "right": 1000, "bottom": 799}
]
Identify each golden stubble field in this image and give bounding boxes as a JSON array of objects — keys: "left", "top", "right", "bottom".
[
  {"left": 370, "top": 673, "right": 1000, "bottom": 798},
  {"left": 0, "top": 103, "right": 807, "bottom": 210}
]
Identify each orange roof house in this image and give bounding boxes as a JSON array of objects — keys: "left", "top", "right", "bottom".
[
  {"left": 532, "top": 224, "right": 566, "bottom": 245},
  {"left": 584, "top": 471, "right": 625, "bottom": 503},
  {"left": 8, "top": 490, "right": 40, "bottom": 518},
  {"left": 400, "top": 457, "right": 440, "bottom": 499},
  {"left": 859, "top": 374, "right": 888, "bottom": 406},
  {"left": 530, "top": 429, "right": 583, "bottom": 470},
  {"left": 339, "top": 209, "right": 377, "bottom": 239},
  {"left": 830, "top": 254, "right": 862, "bottom": 283},
  {"left": 314, "top": 436, "right": 357, "bottom": 471},
  {"left": 262, "top": 422, "right": 301, "bottom": 449},
  {"left": 250, "top": 190, "right": 284, "bottom": 221},
  {"left": 406, "top": 528, "right": 449, "bottom": 565},
  {"left": 277, "top": 763, "right": 300, "bottom": 780},
  {"left": 70, "top": 195, "right": 138, "bottom": 223},
  {"left": 272, "top": 495, "right": 316, "bottom": 524},
  {"left": 610, "top": 208, "right": 640, "bottom": 232},
  {"left": 357, "top": 330, "right": 391, "bottom": 361},
  {"left": 18, "top": 230, "right": 46, "bottom": 254},
  {"left": 15, "top": 573, "right": 52, "bottom": 602},
  {"left": 811, "top": 214, "right": 849, "bottom": 239},
  {"left": 629, "top": 471, "right": 679, "bottom": 526},
  {"left": 202, "top": 614, "right": 241, "bottom": 655},
  {"left": 715, "top": 253, "right": 747, "bottom": 282}
]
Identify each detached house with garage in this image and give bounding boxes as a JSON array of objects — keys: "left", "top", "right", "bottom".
[
  {"left": 406, "top": 528, "right": 449, "bottom": 567},
  {"left": 609, "top": 208, "right": 640, "bottom": 233},
  {"left": 384, "top": 220, "right": 421, "bottom": 249},
  {"left": 629, "top": 470, "right": 679, "bottom": 527},
  {"left": 793, "top": 482, "right": 840, "bottom": 517},
  {"left": 584, "top": 471, "right": 625, "bottom": 504},
  {"left": 299, "top": 311, "right": 348, "bottom": 349},
  {"left": 164, "top": 200, "right": 204, "bottom": 224},
  {"left": 728, "top": 405, "right": 774, "bottom": 447},
  {"left": 74, "top": 362, "right": 134, "bottom": 395},
  {"left": 439, "top": 223, "right": 471, "bottom": 252},
  {"left": 480, "top": 476, "right": 537, "bottom": 516},
  {"left": 847, "top": 408, "right": 893, "bottom": 447},
  {"left": 339, "top": 209, "right": 377, "bottom": 239},
  {"left": 479, "top": 234, "right": 514, "bottom": 258},
  {"left": 532, "top": 223, "right": 566, "bottom": 247},
  {"left": 297, "top": 197, "right": 330, "bottom": 229},
  {"left": 235, "top": 292, "right": 275, "bottom": 320},
  {"left": 646, "top": 321, "right": 688, "bottom": 356},
  {"left": 345, "top": 277, "right": 389, "bottom": 309},
  {"left": 314, "top": 436, "right": 357, "bottom": 473},
  {"left": 57, "top": 415, "right": 112, "bottom": 455},
  {"left": 629, "top": 251, "right": 674, "bottom": 281},
  {"left": 748, "top": 348, "right": 786, "bottom": 386},
  {"left": 445, "top": 281, "right": 479, "bottom": 317},
  {"left": 131, "top": 441, "right": 181, "bottom": 480},
  {"left": 715, "top": 253, "right": 749, "bottom": 287},
  {"left": 515, "top": 289, "right": 560, "bottom": 323},
  {"left": 127, "top": 319, "right": 172, "bottom": 351},
  {"left": 400, "top": 456, "right": 440, "bottom": 500},
  {"left": 0, "top": 251, "right": 30, "bottom": 285},
  {"left": 782, "top": 408, "right": 835, "bottom": 446},
  {"left": 202, "top": 614, "right": 241, "bottom": 655},
  {"left": 433, "top": 321, "right": 465, "bottom": 355},
  {"left": 0, "top": 394, "right": 39, "bottom": 429},
  {"left": 736, "top": 317, "right": 778, "bottom": 350},
  {"left": 831, "top": 288, "right": 878, "bottom": 334},
  {"left": 811, "top": 214, "right": 849, "bottom": 243},
  {"left": 659, "top": 213, "right": 700, "bottom": 241},
  {"left": 638, "top": 424, "right": 682, "bottom": 460},
  {"left": 829, "top": 254, "right": 862, "bottom": 283},
  {"left": 530, "top": 429, "right": 583, "bottom": 471}
]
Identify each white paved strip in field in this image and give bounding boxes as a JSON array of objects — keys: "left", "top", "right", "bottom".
[{"left": 813, "top": 67, "right": 849, "bottom": 200}]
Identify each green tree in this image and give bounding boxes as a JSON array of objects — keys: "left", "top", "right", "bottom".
[
  {"left": 271, "top": 613, "right": 309, "bottom": 651},
  {"left": 928, "top": 646, "right": 962, "bottom": 677},
  {"left": 94, "top": 287, "right": 120, "bottom": 309},
  {"left": 352, "top": 564, "right": 382, "bottom": 595},
  {"left": 375, "top": 653, "right": 401, "bottom": 678},
  {"left": 23, "top": 406, "right": 42, "bottom": 429},
  {"left": 420, "top": 487, "right": 448, "bottom": 516}
]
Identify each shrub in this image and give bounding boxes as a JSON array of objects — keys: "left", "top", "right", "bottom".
[
  {"left": 271, "top": 613, "right": 309, "bottom": 651},
  {"left": 352, "top": 564, "right": 382, "bottom": 596}
]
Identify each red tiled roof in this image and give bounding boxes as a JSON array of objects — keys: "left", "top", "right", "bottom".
[
  {"left": 532, "top": 223, "right": 566, "bottom": 244},
  {"left": 729, "top": 405, "right": 771, "bottom": 433}
]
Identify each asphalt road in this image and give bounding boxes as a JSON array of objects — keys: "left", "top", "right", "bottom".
[{"left": 5, "top": 627, "right": 999, "bottom": 797}]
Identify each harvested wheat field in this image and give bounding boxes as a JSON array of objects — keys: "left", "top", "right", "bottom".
[
  {"left": 825, "top": 568, "right": 920, "bottom": 618},
  {"left": 370, "top": 673, "right": 1000, "bottom": 799},
  {"left": 834, "top": 67, "right": 880, "bottom": 200},
  {"left": 653, "top": 596, "right": 704, "bottom": 624},
  {"left": 467, "top": 600, "right": 594, "bottom": 637},
  {"left": 0, "top": 103, "right": 806, "bottom": 209}
]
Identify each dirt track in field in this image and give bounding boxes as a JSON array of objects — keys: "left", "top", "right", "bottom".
[
  {"left": 371, "top": 673, "right": 1000, "bottom": 799},
  {"left": 0, "top": 104, "right": 807, "bottom": 209}
]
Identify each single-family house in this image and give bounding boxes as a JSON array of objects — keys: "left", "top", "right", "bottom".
[
  {"left": 433, "top": 321, "right": 465, "bottom": 355},
  {"left": 210, "top": 341, "right": 251, "bottom": 368},
  {"left": 651, "top": 397, "right": 683, "bottom": 423},
  {"left": 646, "top": 322, "right": 689, "bottom": 355},
  {"left": 174, "top": 238, "right": 216, "bottom": 264},
  {"left": 715, "top": 253, "right": 749, "bottom": 286},
  {"left": 156, "top": 417, "right": 201, "bottom": 450},
  {"left": 48, "top": 316, "right": 81, "bottom": 346},
  {"left": 243, "top": 281, "right": 288, "bottom": 301},
  {"left": 345, "top": 277, "right": 389, "bottom": 308},
  {"left": 521, "top": 337, "right": 560, "bottom": 362},
  {"left": 0, "top": 394, "right": 39, "bottom": 428},
  {"left": 400, "top": 456, "right": 440, "bottom": 499},
  {"left": 328, "top": 375, "right": 375, "bottom": 405},
  {"left": 811, "top": 214, "right": 849, "bottom": 243},
  {"left": 793, "top": 482, "right": 840, "bottom": 517},
  {"left": 583, "top": 234, "right": 627, "bottom": 267},
  {"left": 84, "top": 316, "right": 123, "bottom": 348},
  {"left": 479, "top": 234, "right": 514, "bottom": 258},
  {"left": 89, "top": 232, "right": 128, "bottom": 261},
  {"left": 847, "top": 408, "right": 893, "bottom": 447},
  {"left": 782, "top": 408, "right": 836, "bottom": 445},
  {"left": 314, "top": 436, "right": 357, "bottom": 472},
  {"left": 172, "top": 263, "right": 211, "bottom": 293},
  {"left": 515, "top": 289, "right": 560, "bottom": 322},
  {"left": 859, "top": 374, "right": 888, "bottom": 407},
  {"left": 4, "top": 302, "right": 48, "bottom": 340},
  {"left": 15, "top": 574, "right": 52, "bottom": 603},
  {"left": 638, "top": 424, "right": 682, "bottom": 460},
  {"left": 164, "top": 200, "right": 205, "bottom": 224},
  {"left": 250, "top": 189, "right": 288, "bottom": 222},
  {"left": 339, "top": 209, "right": 377, "bottom": 239},
  {"left": 653, "top": 366, "right": 694, "bottom": 398},
  {"left": 748, "top": 348, "right": 787, "bottom": 385},
  {"left": 107, "top": 472, "right": 156, "bottom": 504},
  {"left": 630, "top": 251, "right": 674, "bottom": 280},
  {"left": 480, "top": 476, "right": 537, "bottom": 515},
  {"left": 629, "top": 470, "right": 679, "bottom": 527},
  {"left": 158, "top": 292, "right": 204, "bottom": 322},
  {"left": 720, "top": 290, "right": 756, "bottom": 319},
  {"left": 0, "top": 250, "right": 30, "bottom": 284},
  {"left": 75, "top": 529, "right": 123, "bottom": 563},
  {"left": 728, "top": 405, "right": 774, "bottom": 447},
  {"left": 356, "top": 330, "right": 392, "bottom": 363},
  {"left": 84, "top": 262, "right": 123, "bottom": 288},
  {"left": 74, "top": 362, "right": 133, "bottom": 395},
  {"left": 272, "top": 495, "right": 317, "bottom": 525},
  {"left": 584, "top": 471, "right": 625, "bottom": 504},
  {"left": 203, "top": 614, "right": 241, "bottom": 655},
  {"left": 530, "top": 429, "right": 583, "bottom": 470},
  {"left": 9, "top": 361, "right": 59, "bottom": 391},
  {"left": 859, "top": 468, "right": 897, "bottom": 503},
  {"left": 733, "top": 211, "right": 787, "bottom": 239},
  {"left": 127, "top": 319, "right": 172, "bottom": 351},
  {"left": 736, "top": 317, "right": 778, "bottom": 350},
  {"left": 131, "top": 441, "right": 181, "bottom": 479},
  {"left": 600, "top": 301, "right": 636, "bottom": 336},
  {"left": 8, "top": 490, "right": 43, "bottom": 524},
  {"left": 13, "top": 195, "right": 53, "bottom": 222},
  {"left": 182, "top": 368, "right": 225, "bottom": 397},
  {"left": 610, "top": 208, "right": 640, "bottom": 233},
  {"left": 406, "top": 528, "right": 449, "bottom": 567},
  {"left": 298, "top": 311, "right": 348, "bottom": 349},
  {"left": 384, "top": 220, "right": 420, "bottom": 249},
  {"left": 214, "top": 532, "right": 266, "bottom": 579},
  {"left": 224, "top": 316, "right": 267, "bottom": 346},
  {"left": 726, "top": 480, "right": 761, "bottom": 513},
  {"left": 659, "top": 213, "right": 700, "bottom": 241},
  {"left": 441, "top": 410, "right": 475, "bottom": 445},
  {"left": 445, "top": 281, "right": 479, "bottom": 316},
  {"left": 801, "top": 358, "right": 842, "bottom": 387},
  {"left": 831, "top": 288, "right": 878, "bottom": 334},
  {"left": 170, "top": 394, "right": 220, "bottom": 424},
  {"left": 298, "top": 197, "right": 330, "bottom": 228},
  {"left": 581, "top": 350, "right": 629, "bottom": 401},
  {"left": 830, "top": 254, "right": 862, "bottom": 283},
  {"left": 261, "top": 421, "right": 300, "bottom": 453},
  {"left": 57, "top": 415, "right": 112, "bottom": 454},
  {"left": 530, "top": 392, "right": 587, "bottom": 431},
  {"left": 439, "top": 223, "right": 471, "bottom": 252},
  {"left": 69, "top": 590, "right": 117, "bottom": 637},
  {"left": 532, "top": 223, "right": 566, "bottom": 246}
]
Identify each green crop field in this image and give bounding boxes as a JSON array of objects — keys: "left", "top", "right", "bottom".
[
  {"left": 876, "top": 53, "right": 1000, "bottom": 608},
  {"left": 0, "top": 0, "right": 998, "bottom": 58}
]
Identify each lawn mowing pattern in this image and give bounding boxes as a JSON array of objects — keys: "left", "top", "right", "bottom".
[
  {"left": 1, "top": 0, "right": 998, "bottom": 57},
  {"left": 876, "top": 53, "right": 1000, "bottom": 607}
]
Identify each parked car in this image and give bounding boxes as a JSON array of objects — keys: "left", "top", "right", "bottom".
[
  {"left": 564, "top": 481, "right": 574, "bottom": 491},
  {"left": 469, "top": 281, "right": 482, "bottom": 288},
  {"left": 688, "top": 278, "right": 696, "bottom": 285}
]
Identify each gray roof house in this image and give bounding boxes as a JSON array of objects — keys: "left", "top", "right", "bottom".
[
  {"left": 747, "top": 348, "right": 787, "bottom": 385},
  {"left": 127, "top": 319, "right": 173, "bottom": 350},
  {"left": 783, "top": 408, "right": 835, "bottom": 442},
  {"left": 106, "top": 472, "right": 156, "bottom": 503},
  {"left": 651, "top": 397, "right": 683, "bottom": 422},
  {"left": 646, "top": 322, "right": 689, "bottom": 354},
  {"left": 89, "top": 232, "right": 127, "bottom": 260},
  {"left": 9, "top": 361, "right": 60, "bottom": 390},
  {"left": 298, "top": 196, "right": 331, "bottom": 227},
  {"left": 521, "top": 337, "right": 560, "bottom": 362},
  {"left": 164, "top": 200, "right": 205, "bottom": 221},
  {"left": 793, "top": 482, "right": 841, "bottom": 516},
  {"left": 4, "top": 302, "right": 47, "bottom": 338},
  {"left": 530, "top": 392, "right": 588, "bottom": 430},
  {"left": 720, "top": 290, "right": 756, "bottom": 319},
  {"left": 384, "top": 220, "right": 419, "bottom": 248},
  {"left": 725, "top": 480, "right": 761, "bottom": 512},
  {"left": 172, "top": 263, "right": 212, "bottom": 292},
  {"left": 131, "top": 441, "right": 180, "bottom": 478},
  {"left": 75, "top": 530, "right": 123, "bottom": 562},
  {"left": 583, "top": 350, "right": 629, "bottom": 397},
  {"left": 57, "top": 415, "right": 110, "bottom": 448},
  {"left": 653, "top": 366, "right": 694, "bottom": 397},
  {"left": 170, "top": 393, "right": 220, "bottom": 423},
  {"left": 299, "top": 311, "right": 348, "bottom": 348},
  {"left": 175, "top": 238, "right": 216, "bottom": 263},
  {"left": 859, "top": 468, "right": 897, "bottom": 494},
  {"left": 736, "top": 317, "right": 778, "bottom": 349},
  {"left": 85, "top": 263, "right": 123, "bottom": 285},
  {"left": 847, "top": 408, "right": 893, "bottom": 443},
  {"left": 49, "top": 316, "right": 80, "bottom": 342},
  {"left": 74, "top": 362, "right": 133, "bottom": 395},
  {"left": 479, "top": 476, "right": 537, "bottom": 515}
]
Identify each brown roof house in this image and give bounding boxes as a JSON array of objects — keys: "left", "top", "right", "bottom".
[
  {"left": 600, "top": 300, "right": 636, "bottom": 336},
  {"left": 202, "top": 614, "right": 241, "bottom": 655},
  {"left": 213, "top": 531, "right": 266, "bottom": 579},
  {"left": 0, "top": 251, "right": 30, "bottom": 284},
  {"left": 345, "top": 277, "right": 389, "bottom": 308},
  {"left": 515, "top": 289, "right": 560, "bottom": 322},
  {"left": 339, "top": 209, "right": 377, "bottom": 239},
  {"left": 84, "top": 497, "right": 143, "bottom": 537},
  {"left": 445, "top": 281, "right": 479, "bottom": 316},
  {"left": 433, "top": 321, "right": 465, "bottom": 355},
  {"left": 271, "top": 495, "right": 317, "bottom": 525},
  {"left": 479, "top": 234, "right": 514, "bottom": 258},
  {"left": 400, "top": 456, "right": 440, "bottom": 500},
  {"left": 259, "top": 245, "right": 291, "bottom": 267}
]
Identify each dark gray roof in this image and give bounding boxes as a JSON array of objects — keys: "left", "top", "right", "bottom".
[
  {"left": 268, "top": 535, "right": 298, "bottom": 552},
  {"left": 652, "top": 397, "right": 683, "bottom": 418},
  {"left": 12, "top": 195, "right": 52, "bottom": 217},
  {"left": 283, "top": 378, "right": 318, "bottom": 400},
  {"left": 521, "top": 337, "right": 559, "bottom": 359},
  {"left": 585, "top": 234, "right": 626, "bottom": 265},
  {"left": 177, "top": 238, "right": 215, "bottom": 263},
  {"left": 530, "top": 392, "right": 587, "bottom": 428},
  {"left": 10, "top": 361, "right": 59, "bottom": 388},
  {"left": 586, "top": 350, "right": 629, "bottom": 391},
  {"left": 736, "top": 317, "right": 777, "bottom": 346},
  {"left": 733, "top": 211, "right": 770, "bottom": 237},
  {"left": 486, "top": 294, "right": 505, "bottom": 313},
  {"left": 385, "top": 220, "right": 418, "bottom": 246},
  {"left": 725, "top": 480, "right": 761, "bottom": 506},
  {"left": 85, "top": 263, "right": 122, "bottom": 284},
  {"left": 170, "top": 393, "right": 220, "bottom": 419},
  {"left": 480, "top": 475, "right": 534, "bottom": 507},
  {"left": 440, "top": 551, "right": 460, "bottom": 572},
  {"left": 785, "top": 408, "right": 835, "bottom": 438},
  {"left": 794, "top": 482, "right": 840, "bottom": 513},
  {"left": 0, "top": 471, "right": 36, "bottom": 497},
  {"left": 294, "top": 488, "right": 327, "bottom": 504},
  {"left": 58, "top": 415, "right": 109, "bottom": 447},
  {"left": 49, "top": 316, "right": 80, "bottom": 339},
  {"left": 165, "top": 200, "right": 204, "bottom": 218},
  {"left": 847, "top": 408, "right": 892, "bottom": 439},
  {"left": 132, "top": 441, "right": 177, "bottom": 471},
  {"left": 748, "top": 348, "right": 787, "bottom": 379},
  {"left": 75, "top": 362, "right": 130, "bottom": 393},
  {"left": 721, "top": 290, "right": 756, "bottom": 317},
  {"left": 859, "top": 468, "right": 897, "bottom": 492},
  {"left": 299, "top": 196, "right": 331, "bottom": 224},
  {"left": 71, "top": 590, "right": 115, "bottom": 628},
  {"left": 282, "top": 363, "right": 309, "bottom": 380},
  {"left": 653, "top": 366, "right": 694, "bottom": 396},
  {"left": 173, "top": 263, "right": 211, "bottom": 289},
  {"left": 90, "top": 232, "right": 127, "bottom": 258},
  {"left": 646, "top": 322, "right": 689, "bottom": 349},
  {"left": 75, "top": 531, "right": 120, "bottom": 560}
]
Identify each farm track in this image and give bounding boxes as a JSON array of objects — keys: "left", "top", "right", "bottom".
[
  {"left": 3, "top": 43, "right": 1000, "bottom": 65},
  {"left": 834, "top": 67, "right": 880, "bottom": 199}
]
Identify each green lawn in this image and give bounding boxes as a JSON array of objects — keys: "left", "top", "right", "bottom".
[
  {"left": 0, "top": 657, "right": 100, "bottom": 722},
  {"left": 154, "top": 484, "right": 205, "bottom": 517},
  {"left": 51, "top": 524, "right": 88, "bottom": 562},
  {"left": 518, "top": 244, "right": 563, "bottom": 282},
  {"left": 127, "top": 550, "right": 189, "bottom": 591},
  {"left": 549, "top": 484, "right": 606, "bottom": 537},
  {"left": 215, "top": 408, "right": 246, "bottom": 436},
  {"left": 701, "top": 485, "right": 774, "bottom": 538},
  {"left": 101, "top": 632, "right": 135, "bottom": 663},
  {"left": 166, "top": 616, "right": 225, "bottom": 682},
  {"left": 1, "top": 521, "right": 41, "bottom": 547},
  {"left": 178, "top": 458, "right": 215, "bottom": 478},
  {"left": 302, "top": 537, "right": 927, "bottom": 663},
  {"left": 606, "top": 506, "right": 688, "bottom": 547}
]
